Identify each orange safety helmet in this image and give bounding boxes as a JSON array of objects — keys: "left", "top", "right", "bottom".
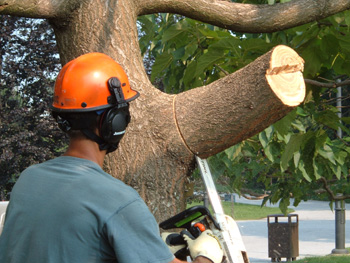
[{"left": 52, "top": 52, "right": 139, "bottom": 113}]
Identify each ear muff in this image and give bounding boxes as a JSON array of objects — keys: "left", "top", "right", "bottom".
[{"left": 99, "top": 106, "right": 131, "bottom": 144}]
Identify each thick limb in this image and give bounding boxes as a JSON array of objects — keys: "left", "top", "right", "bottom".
[{"left": 136, "top": 0, "right": 350, "bottom": 33}]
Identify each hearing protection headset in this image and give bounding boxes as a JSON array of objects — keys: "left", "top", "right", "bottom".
[{"left": 51, "top": 52, "right": 139, "bottom": 153}]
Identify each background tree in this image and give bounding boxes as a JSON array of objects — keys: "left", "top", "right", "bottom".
[
  {"left": 0, "top": 16, "right": 66, "bottom": 200},
  {"left": 1, "top": 0, "right": 350, "bottom": 220}
]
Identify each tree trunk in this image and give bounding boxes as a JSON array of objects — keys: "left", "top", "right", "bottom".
[{"left": 48, "top": 0, "right": 195, "bottom": 220}]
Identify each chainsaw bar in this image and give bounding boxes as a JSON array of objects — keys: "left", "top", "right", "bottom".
[{"left": 195, "top": 156, "right": 249, "bottom": 263}]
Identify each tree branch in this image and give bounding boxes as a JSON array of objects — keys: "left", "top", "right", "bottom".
[
  {"left": 305, "top": 78, "right": 350, "bottom": 88},
  {"left": 174, "top": 45, "right": 305, "bottom": 158},
  {"left": 319, "top": 177, "right": 350, "bottom": 200},
  {"left": 214, "top": 64, "right": 229, "bottom": 76},
  {"left": 136, "top": 0, "right": 350, "bottom": 33},
  {"left": 241, "top": 188, "right": 268, "bottom": 200},
  {"left": 0, "top": 0, "right": 78, "bottom": 18}
]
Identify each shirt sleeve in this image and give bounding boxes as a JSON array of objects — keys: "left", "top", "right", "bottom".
[{"left": 104, "top": 199, "right": 175, "bottom": 263}]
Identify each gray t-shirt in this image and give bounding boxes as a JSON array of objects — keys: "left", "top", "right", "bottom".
[{"left": 0, "top": 156, "right": 174, "bottom": 263}]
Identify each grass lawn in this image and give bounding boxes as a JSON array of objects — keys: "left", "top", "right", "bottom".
[
  {"left": 294, "top": 253, "right": 350, "bottom": 263},
  {"left": 187, "top": 201, "right": 294, "bottom": 220}
]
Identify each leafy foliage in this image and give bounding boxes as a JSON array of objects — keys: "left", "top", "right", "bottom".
[
  {"left": 0, "top": 16, "right": 67, "bottom": 200},
  {"left": 139, "top": 14, "right": 274, "bottom": 93},
  {"left": 139, "top": 10, "right": 350, "bottom": 212}
]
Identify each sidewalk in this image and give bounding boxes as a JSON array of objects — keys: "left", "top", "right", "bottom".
[{"left": 234, "top": 196, "right": 350, "bottom": 262}]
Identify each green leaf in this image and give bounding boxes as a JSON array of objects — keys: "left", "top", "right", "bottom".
[
  {"left": 320, "top": 34, "right": 339, "bottom": 58},
  {"left": 331, "top": 165, "right": 342, "bottom": 180},
  {"left": 184, "top": 41, "right": 199, "bottom": 60},
  {"left": 259, "top": 126, "right": 274, "bottom": 148},
  {"left": 197, "top": 28, "right": 219, "bottom": 39},
  {"left": 225, "top": 144, "right": 242, "bottom": 161},
  {"left": 333, "top": 14, "right": 345, "bottom": 24},
  {"left": 296, "top": 107, "right": 308, "bottom": 117},
  {"left": 298, "top": 160, "right": 312, "bottom": 182},
  {"left": 162, "top": 24, "right": 186, "bottom": 43},
  {"left": 151, "top": 53, "right": 173, "bottom": 81},
  {"left": 334, "top": 150, "right": 347, "bottom": 166},
  {"left": 279, "top": 198, "right": 290, "bottom": 215},
  {"left": 315, "top": 110, "right": 340, "bottom": 130},
  {"left": 344, "top": 10, "right": 350, "bottom": 26},
  {"left": 300, "top": 132, "right": 316, "bottom": 179},
  {"left": 259, "top": 132, "right": 268, "bottom": 149},
  {"left": 264, "top": 142, "right": 280, "bottom": 163},
  {"left": 265, "top": 126, "right": 274, "bottom": 142},
  {"left": 195, "top": 48, "right": 225, "bottom": 77},
  {"left": 211, "top": 37, "right": 241, "bottom": 57},
  {"left": 342, "top": 117, "right": 350, "bottom": 124},
  {"left": 173, "top": 47, "right": 185, "bottom": 60},
  {"left": 317, "top": 145, "right": 336, "bottom": 165},
  {"left": 294, "top": 151, "right": 301, "bottom": 168},
  {"left": 183, "top": 60, "right": 197, "bottom": 86},
  {"left": 313, "top": 159, "right": 322, "bottom": 180},
  {"left": 291, "top": 119, "right": 306, "bottom": 133},
  {"left": 301, "top": 41, "right": 323, "bottom": 77},
  {"left": 240, "top": 38, "right": 273, "bottom": 53},
  {"left": 281, "top": 134, "right": 304, "bottom": 171},
  {"left": 274, "top": 110, "right": 296, "bottom": 137},
  {"left": 315, "top": 130, "right": 328, "bottom": 150},
  {"left": 338, "top": 37, "right": 350, "bottom": 53}
]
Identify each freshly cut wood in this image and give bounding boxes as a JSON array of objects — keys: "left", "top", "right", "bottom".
[
  {"left": 266, "top": 45, "right": 305, "bottom": 107},
  {"left": 174, "top": 45, "right": 306, "bottom": 158}
]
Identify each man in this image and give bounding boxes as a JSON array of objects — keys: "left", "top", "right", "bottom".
[{"left": 0, "top": 53, "right": 223, "bottom": 263}]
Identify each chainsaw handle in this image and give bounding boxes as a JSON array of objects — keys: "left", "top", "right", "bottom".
[{"left": 166, "top": 233, "right": 186, "bottom": 246}]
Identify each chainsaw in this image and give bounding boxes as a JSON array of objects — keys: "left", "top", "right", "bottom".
[{"left": 159, "top": 156, "right": 249, "bottom": 263}]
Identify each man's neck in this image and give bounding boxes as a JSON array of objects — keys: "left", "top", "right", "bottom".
[{"left": 64, "top": 137, "right": 107, "bottom": 168}]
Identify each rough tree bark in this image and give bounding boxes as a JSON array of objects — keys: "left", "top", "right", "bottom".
[
  {"left": 1, "top": 0, "right": 350, "bottom": 221},
  {"left": 175, "top": 45, "right": 305, "bottom": 157}
]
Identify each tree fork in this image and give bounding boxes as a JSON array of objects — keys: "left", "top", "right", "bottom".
[{"left": 174, "top": 45, "right": 306, "bottom": 158}]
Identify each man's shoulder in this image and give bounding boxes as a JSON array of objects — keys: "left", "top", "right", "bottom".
[{"left": 22, "top": 156, "right": 136, "bottom": 195}]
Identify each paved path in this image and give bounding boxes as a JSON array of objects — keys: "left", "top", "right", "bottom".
[{"left": 234, "top": 196, "right": 350, "bottom": 262}]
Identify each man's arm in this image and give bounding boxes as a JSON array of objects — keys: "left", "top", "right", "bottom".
[{"left": 171, "top": 256, "right": 213, "bottom": 263}]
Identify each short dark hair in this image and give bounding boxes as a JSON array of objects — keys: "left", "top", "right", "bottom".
[{"left": 52, "top": 111, "right": 100, "bottom": 139}]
